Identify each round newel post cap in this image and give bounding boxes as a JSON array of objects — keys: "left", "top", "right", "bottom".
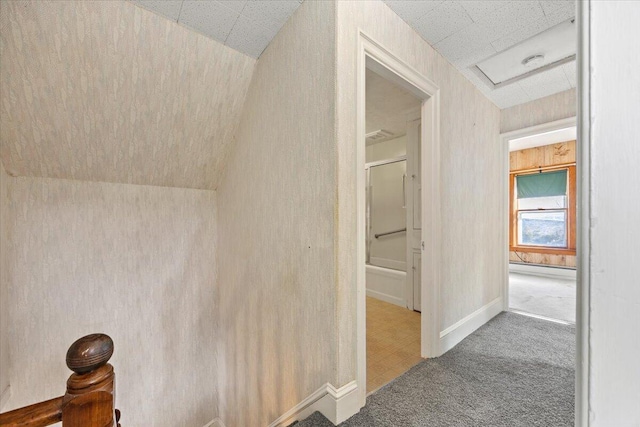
[{"left": 66, "top": 333, "right": 114, "bottom": 374}]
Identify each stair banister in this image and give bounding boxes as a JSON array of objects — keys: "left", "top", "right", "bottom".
[{"left": 0, "top": 334, "right": 121, "bottom": 427}]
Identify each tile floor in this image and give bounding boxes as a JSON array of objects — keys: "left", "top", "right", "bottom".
[
  {"left": 366, "top": 296, "right": 422, "bottom": 393},
  {"left": 509, "top": 272, "right": 576, "bottom": 323}
]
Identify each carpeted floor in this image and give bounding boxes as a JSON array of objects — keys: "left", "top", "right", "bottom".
[{"left": 294, "top": 312, "right": 575, "bottom": 427}]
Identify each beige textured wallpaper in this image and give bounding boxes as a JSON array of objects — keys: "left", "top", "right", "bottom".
[
  {"left": 0, "top": 162, "right": 8, "bottom": 407},
  {"left": 0, "top": 0, "right": 255, "bottom": 190},
  {"left": 335, "top": 1, "right": 503, "bottom": 384},
  {"left": 501, "top": 88, "right": 577, "bottom": 134},
  {"left": 216, "top": 1, "right": 337, "bottom": 426},
  {"left": 3, "top": 175, "right": 218, "bottom": 426}
]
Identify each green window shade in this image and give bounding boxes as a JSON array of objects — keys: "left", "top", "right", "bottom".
[{"left": 516, "top": 170, "right": 567, "bottom": 199}]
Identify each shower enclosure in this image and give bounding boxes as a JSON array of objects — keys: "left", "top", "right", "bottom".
[{"left": 365, "top": 155, "right": 408, "bottom": 307}]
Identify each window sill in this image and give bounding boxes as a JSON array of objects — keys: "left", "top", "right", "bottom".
[{"left": 510, "top": 246, "right": 576, "bottom": 256}]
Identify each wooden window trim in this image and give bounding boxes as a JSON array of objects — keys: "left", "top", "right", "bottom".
[{"left": 509, "top": 164, "right": 577, "bottom": 253}]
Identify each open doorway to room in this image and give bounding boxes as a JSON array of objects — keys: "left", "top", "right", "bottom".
[
  {"left": 503, "top": 119, "right": 578, "bottom": 324},
  {"left": 364, "top": 68, "right": 422, "bottom": 393},
  {"left": 356, "top": 35, "right": 441, "bottom": 404}
]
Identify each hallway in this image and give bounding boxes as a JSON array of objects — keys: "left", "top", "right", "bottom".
[{"left": 297, "top": 312, "right": 575, "bottom": 426}]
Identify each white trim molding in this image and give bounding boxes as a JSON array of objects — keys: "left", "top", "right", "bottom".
[
  {"left": 439, "top": 297, "right": 503, "bottom": 354},
  {"left": 268, "top": 381, "right": 360, "bottom": 427},
  {"left": 509, "top": 263, "right": 576, "bottom": 280},
  {"left": 576, "top": 0, "right": 591, "bottom": 425},
  {"left": 356, "top": 29, "right": 442, "bottom": 408}
]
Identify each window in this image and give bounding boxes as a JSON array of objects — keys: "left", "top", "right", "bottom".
[{"left": 510, "top": 166, "right": 576, "bottom": 254}]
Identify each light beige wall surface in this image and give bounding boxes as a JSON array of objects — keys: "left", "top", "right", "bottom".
[
  {"left": 501, "top": 88, "right": 576, "bottom": 134},
  {"left": 335, "top": 0, "right": 503, "bottom": 384},
  {"left": 216, "top": 2, "right": 337, "bottom": 426},
  {"left": 0, "top": 162, "right": 8, "bottom": 407},
  {"left": 2, "top": 175, "right": 218, "bottom": 426},
  {"left": 0, "top": 0, "right": 255, "bottom": 190}
]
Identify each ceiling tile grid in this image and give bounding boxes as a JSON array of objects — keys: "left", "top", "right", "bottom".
[
  {"left": 130, "top": 0, "right": 302, "bottom": 58},
  {"left": 385, "top": 0, "right": 577, "bottom": 109}
]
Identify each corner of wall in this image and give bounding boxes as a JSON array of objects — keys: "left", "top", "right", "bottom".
[{"left": 0, "top": 161, "right": 10, "bottom": 410}]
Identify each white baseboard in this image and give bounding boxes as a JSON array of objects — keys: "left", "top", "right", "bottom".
[
  {"left": 0, "top": 385, "right": 10, "bottom": 411},
  {"left": 509, "top": 263, "right": 576, "bottom": 280},
  {"left": 439, "top": 297, "right": 503, "bottom": 354},
  {"left": 366, "top": 289, "right": 404, "bottom": 308},
  {"left": 268, "top": 381, "right": 360, "bottom": 427},
  {"left": 203, "top": 417, "right": 225, "bottom": 427}
]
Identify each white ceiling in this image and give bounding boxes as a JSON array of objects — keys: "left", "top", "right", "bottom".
[
  {"left": 131, "top": 0, "right": 576, "bottom": 109},
  {"left": 384, "top": 0, "right": 577, "bottom": 109},
  {"left": 129, "top": 0, "right": 303, "bottom": 58},
  {"left": 366, "top": 69, "right": 422, "bottom": 144}
]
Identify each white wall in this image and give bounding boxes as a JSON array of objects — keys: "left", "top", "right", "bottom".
[
  {"left": 335, "top": 0, "right": 503, "bottom": 386},
  {"left": 589, "top": 2, "right": 640, "bottom": 425},
  {"left": 1, "top": 175, "right": 218, "bottom": 426},
  {"left": 216, "top": 2, "right": 337, "bottom": 425}
]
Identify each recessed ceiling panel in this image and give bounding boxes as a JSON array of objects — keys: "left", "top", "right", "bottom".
[{"left": 476, "top": 19, "right": 576, "bottom": 85}]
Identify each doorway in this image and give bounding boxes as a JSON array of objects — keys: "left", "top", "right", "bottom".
[
  {"left": 364, "top": 69, "right": 422, "bottom": 393},
  {"left": 356, "top": 33, "right": 441, "bottom": 404},
  {"left": 502, "top": 117, "right": 578, "bottom": 324}
]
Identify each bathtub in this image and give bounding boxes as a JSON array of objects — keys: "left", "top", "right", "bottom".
[{"left": 366, "top": 264, "right": 407, "bottom": 308}]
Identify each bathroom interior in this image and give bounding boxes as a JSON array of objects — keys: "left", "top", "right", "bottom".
[{"left": 365, "top": 68, "right": 423, "bottom": 393}]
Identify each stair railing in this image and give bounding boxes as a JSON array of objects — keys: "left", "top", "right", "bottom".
[{"left": 0, "top": 333, "right": 121, "bottom": 427}]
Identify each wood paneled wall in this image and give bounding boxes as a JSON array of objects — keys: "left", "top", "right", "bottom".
[{"left": 510, "top": 140, "right": 576, "bottom": 268}]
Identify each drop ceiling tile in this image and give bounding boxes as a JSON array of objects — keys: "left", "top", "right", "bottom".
[
  {"left": 225, "top": 14, "right": 274, "bottom": 58},
  {"left": 546, "top": 5, "right": 576, "bottom": 27},
  {"left": 452, "top": 44, "right": 497, "bottom": 69},
  {"left": 562, "top": 61, "right": 577, "bottom": 87},
  {"left": 240, "top": 0, "right": 301, "bottom": 27},
  {"left": 129, "top": 0, "right": 184, "bottom": 21},
  {"left": 540, "top": 0, "right": 575, "bottom": 20},
  {"left": 217, "top": 0, "right": 247, "bottom": 13},
  {"left": 179, "top": 1, "right": 240, "bottom": 43},
  {"left": 460, "top": 1, "right": 511, "bottom": 23},
  {"left": 491, "top": 16, "right": 550, "bottom": 52},
  {"left": 474, "top": 1, "right": 546, "bottom": 42},
  {"left": 413, "top": 1, "right": 474, "bottom": 45},
  {"left": 383, "top": 0, "right": 446, "bottom": 25},
  {"left": 434, "top": 23, "right": 494, "bottom": 61},
  {"left": 518, "top": 66, "right": 571, "bottom": 100}
]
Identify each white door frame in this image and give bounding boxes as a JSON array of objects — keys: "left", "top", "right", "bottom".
[
  {"left": 356, "top": 31, "right": 441, "bottom": 405},
  {"left": 500, "top": 1, "right": 591, "bottom": 424}
]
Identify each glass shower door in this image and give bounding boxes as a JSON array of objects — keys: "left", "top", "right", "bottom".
[{"left": 366, "top": 158, "right": 407, "bottom": 271}]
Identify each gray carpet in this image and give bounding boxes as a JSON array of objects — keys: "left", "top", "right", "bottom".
[{"left": 295, "top": 312, "right": 575, "bottom": 427}]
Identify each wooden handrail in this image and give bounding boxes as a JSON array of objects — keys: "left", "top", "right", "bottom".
[
  {"left": 0, "top": 397, "right": 63, "bottom": 426},
  {"left": 0, "top": 334, "right": 121, "bottom": 427}
]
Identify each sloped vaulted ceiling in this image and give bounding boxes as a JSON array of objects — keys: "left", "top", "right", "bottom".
[{"left": 0, "top": 0, "right": 256, "bottom": 190}]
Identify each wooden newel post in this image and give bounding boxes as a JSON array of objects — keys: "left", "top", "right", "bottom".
[{"left": 62, "top": 334, "right": 120, "bottom": 427}]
